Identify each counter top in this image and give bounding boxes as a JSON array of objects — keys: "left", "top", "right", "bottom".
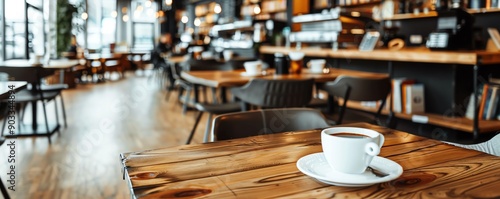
[{"left": 260, "top": 46, "right": 500, "bottom": 65}]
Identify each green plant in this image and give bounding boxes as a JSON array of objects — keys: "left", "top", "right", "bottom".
[{"left": 56, "top": 0, "right": 78, "bottom": 58}]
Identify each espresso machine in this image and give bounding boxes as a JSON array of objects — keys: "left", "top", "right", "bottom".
[{"left": 426, "top": 2, "right": 475, "bottom": 50}]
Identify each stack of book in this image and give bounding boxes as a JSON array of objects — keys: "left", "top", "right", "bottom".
[
  {"left": 392, "top": 78, "right": 425, "bottom": 114},
  {"left": 466, "top": 81, "right": 500, "bottom": 120}
]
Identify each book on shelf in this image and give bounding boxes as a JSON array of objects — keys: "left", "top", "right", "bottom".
[
  {"left": 472, "top": 83, "right": 500, "bottom": 120},
  {"left": 405, "top": 84, "right": 425, "bottom": 114},
  {"left": 465, "top": 93, "right": 480, "bottom": 120},
  {"left": 391, "top": 78, "right": 415, "bottom": 113},
  {"left": 478, "top": 84, "right": 490, "bottom": 120},
  {"left": 486, "top": 86, "right": 499, "bottom": 120},
  {"left": 487, "top": 28, "right": 500, "bottom": 50}
]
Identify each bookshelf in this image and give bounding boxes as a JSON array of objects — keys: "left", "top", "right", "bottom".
[
  {"left": 344, "top": 100, "right": 500, "bottom": 133},
  {"left": 260, "top": 46, "right": 500, "bottom": 137}
]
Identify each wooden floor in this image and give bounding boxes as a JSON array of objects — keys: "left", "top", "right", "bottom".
[{"left": 0, "top": 72, "right": 208, "bottom": 199}]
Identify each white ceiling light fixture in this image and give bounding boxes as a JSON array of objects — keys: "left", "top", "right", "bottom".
[
  {"left": 253, "top": 5, "right": 261, "bottom": 15},
  {"left": 194, "top": 18, "right": 201, "bottom": 27},
  {"left": 111, "top": 11, "right": 118, "bottom": 18},
  {"left": 181, "top": 15, "right": 188, "bottom": 23},
  {"left": 81, "top": 12, "right": 88, "bottom": 20},
  {"left": 214, "top": 3, "right": 222, "bottom": 14},
  {"left": 122, "top": 15, "right": 129, "bottom": 22},
  {"left": 145, "top": 0, "right": 152, "bottom": 8},
  {"left": 165, "top": 0, "right": 173, "bottom": 10}
]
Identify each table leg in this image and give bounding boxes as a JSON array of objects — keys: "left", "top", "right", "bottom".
[
  {"left": 59, "top": 69, "right": 65, "bottom": 83},
  {"left": 220, "top": 87, "right": 227, "bottom": 103},
  {"left": 31, "top": 101, "right": 37, "bottom": 131}
]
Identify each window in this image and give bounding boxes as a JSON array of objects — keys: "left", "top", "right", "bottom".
[
  {"left": 133, "top": 23, "right": 154, "bottom": 50},
  {"left": 86, "top": 0, "right": 116, "bottom": 51},
  {"left": 28, "top": 5, "right": 44, "bottom": 56},
  {"left": 4, "top": 0, "right": 26, "bottom": 59},
  {"left": 2, "top": 0, "right": 45, "bottom": 60},
  {"left": 131, "top": 0, "right": 157, "bottom": 51}
]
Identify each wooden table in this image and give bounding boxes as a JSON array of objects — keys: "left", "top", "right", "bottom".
[
  {"left": 181, "top": 68, "right": 388, "bottom": 88},
  {"left": 44, "top": 59, "right": 81, "bottom": 85},
  {"left": 120, "top": 122, "right": 500, "bottom": 198},
  {"left": 0, "top": 60, "right": 58, "bottom": 132}
]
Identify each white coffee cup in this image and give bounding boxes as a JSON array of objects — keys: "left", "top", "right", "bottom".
[
  {"left": 243, "top": 61, "right": 262, "bottom": 75},
  {"left": 223, "top": 50, "right": 233, "bottom": 61},
  {"left": 321, "top": 127, "right": 385, "bottom": 174},
  {"left": 308, "top": 59, "right": 326, "bottom": 73}
]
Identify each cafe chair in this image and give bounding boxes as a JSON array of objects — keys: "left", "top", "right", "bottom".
[
  {"left": 321, "top": 75, "right": 391, "bottom": 125},
  {"left": 444, "top": 133, "right": 500, "bottom": 156},
  {"left": 40, "top": 83, "right": 69, "bottom": 128},
  {"left": 0, "top": 67, "right": 62, "bottom": 144},
  {"left": 186, "top": 78, "right": 315, "bottom": 144},
  {"left": 185, "top": 102, "right": 241, "bottom": 144},
  {"left": 176, "top": 59, "right": 232, "bottom": 114},
  {"left": 230, "top": 78, "right": 315, "bottom": 110},
  {"left": 212, "top": 108, "right": 330, "bottom": 141}
]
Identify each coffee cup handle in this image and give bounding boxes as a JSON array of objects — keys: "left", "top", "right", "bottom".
[
  {"left": 364, "top": 142, "right": 380, "bottom": 156},
  {"left": 378, "top": 134, "right": 385, "bottom": 148}
]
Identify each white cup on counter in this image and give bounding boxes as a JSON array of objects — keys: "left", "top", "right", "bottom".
[
  {"left": 243, "top": 61, "right": 262, "bottom": 75},
  {"left": 308, "top": 59, "right": 326, "bottom": 73}
]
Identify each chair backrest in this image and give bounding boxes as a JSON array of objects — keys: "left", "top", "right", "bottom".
[
  {"left": 231, "top": 78, "right": 315, "bottom": 108},
  {"left": 321, "top": 75, "right": 391, "bottom": 124},
  {"left": 184, "top": 59, "right": 233, "bottom": 71},
  {"left": 322, "top": 75, "right": 391, "bottom": 102},
  {"left": 212, "top": 108, "right": 330, "bottom": 141}
]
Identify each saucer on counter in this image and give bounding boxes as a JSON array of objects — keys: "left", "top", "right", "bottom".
[{"left": 296, "top": 152, "right": 403, "bottom": 187}]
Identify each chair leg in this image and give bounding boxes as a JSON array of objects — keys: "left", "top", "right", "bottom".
[
  {"left": 186, "top": 111, "right": 203, "bottom": 144},
  {"left": 0, "top": 176, "right": 10, "bottom": 199},
  {"left": 203, "top": 114, "right": 213, "bottom": 143},
  {"left": 53, "top": 99, "right": 60, "bottom": 128},
  {"left": 59, "top": 95, "right": 68, "bottom": 128},
  {"left": 41, "top": 101, "right": 52, "bottom": 144},
  {"left": 182, "top": 87, "right": 192, "bottom": 115}
]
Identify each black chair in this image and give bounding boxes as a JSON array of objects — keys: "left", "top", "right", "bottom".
[
  {"left": 174, "top": 59, "right": 232, "bottom": 114},
  {"left": 321, "top": 75, "right": 391, "bottom": 125},
  {"left": 185, "top": 78, "right": 315, "bottom": 144},
  {"left": 231, "top": 78, "right": 315, "bottom": 110},
  {"left": 40, "top": 84, "right": 68, "bottom": 128},
  {"left": 0, "top": 67, "right": 62, "bottom": 143},
  {"left": 212, "top": 108, "right": 330, "bottom": 141}
]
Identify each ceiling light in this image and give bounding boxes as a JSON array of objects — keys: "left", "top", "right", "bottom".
[{"left": 214, "top": 3, "right": 222, "bottom": 14}]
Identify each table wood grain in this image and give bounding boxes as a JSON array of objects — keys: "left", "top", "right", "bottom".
[
  {"left": 181, "top": 68, "right": 388, "bottom": 88},
  {"left": 121, "top": 123, "right": 500, "bottom": 199},
  {"left": 260, "top": 46, "right": 500, "bottom": 65}
]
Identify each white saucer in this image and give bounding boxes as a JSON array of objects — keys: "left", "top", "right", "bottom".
[
  {"left": 296, "top": 152, "right": 403, "bottom": 187},
  {"left": 240, "top": 72, "right": 263, "bottom": 77}
]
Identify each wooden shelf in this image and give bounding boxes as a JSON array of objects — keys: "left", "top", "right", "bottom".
[
  {"left": 338, "top": 1, "right": 381, "bottom": 8},
  {"left": 384, "top": 8, "right": 500, "bottom": 21},
  {"left": 382, "top": 11, "right": 438, "bottom": 20},
  {"left": 259, "top": 46, "right": 500, "bottom": 65},
  {"left": 343, "top": 100, "right": 500, "bottom": 133}
]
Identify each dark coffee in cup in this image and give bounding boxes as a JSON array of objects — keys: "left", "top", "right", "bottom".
[{"left": 333, "top": 132, "right": 371, "bottom": 138}]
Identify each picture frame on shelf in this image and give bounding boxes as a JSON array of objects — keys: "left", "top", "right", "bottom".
[{"left": 359, "top": 31, "right": 380, "bottom": 51}]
